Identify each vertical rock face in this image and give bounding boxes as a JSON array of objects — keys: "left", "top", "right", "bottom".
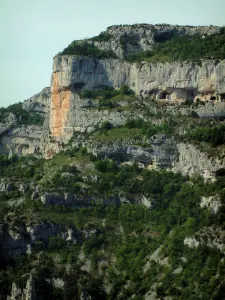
[
  {"left": 50, "top": 72, "right": 71, "bottom": 137},
  {"left": 52, "top": 56, "right": 225, "bottom": 98},
  {"left": 7, "top": 275, "right": 36, "bottom": 300},
  {"left": 47, "top": 24, "right": 225, "bottom": 140},
  {"left": 24, "top": 275, "right": 36, "bottom": 300}
]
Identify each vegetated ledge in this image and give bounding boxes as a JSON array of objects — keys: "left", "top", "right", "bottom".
[
  {"left": 124, "top": 32, "right": 225, "bottom": 63},
  {"left": 58, "top": 41, "right": 117, "bottom": 59},
  {"left": 58, "top": 24, "right": 225, "bottom": 63}
]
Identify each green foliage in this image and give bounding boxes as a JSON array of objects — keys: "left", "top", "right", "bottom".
[
  {"left": 94, "top": 159, "right": 118, "bottom": 172},
  {"left": 100, "top": 121, "right": 113, "bottom": 130},
  {"left": 187, "top": 124, "right": 225, "bottom": 146},
  {"left": 125, "top": 118, "right": 172, "bottom": 137},
  {"left": 124, "top": 118, "right": 144, "bottom": 128},
  {"left": 98, "top": 98, "right": 116, "bottom": 108},
  {"left": 80, "top": 84, "right": 134, "bottom": 101},
  {"left": 33, "top": 241, "right": 45, "bottom": 251},
  {"left": 48, "top": 235, "right": 67, "bottom": 250},
  {"left": 0, "top": 155, "right": 43, "bottom": 179},
  {"left": 89, "top": 31, "right": 112, "bottom": 42},
  {"left": 60, "top": 41, "right": 117, "bottom": 58},
  {"left": 0, "top": 102, "right": 45, "bottom": 126},
  {"left": 125, "top": 31, "right": 225, "bottom": 62},
  {"left": 1, "top": 137, "right": 225, "bottom": 299}
]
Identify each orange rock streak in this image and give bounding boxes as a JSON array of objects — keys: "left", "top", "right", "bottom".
[{"left": 50, "top": 73, "right": 71, "bottom": 136}]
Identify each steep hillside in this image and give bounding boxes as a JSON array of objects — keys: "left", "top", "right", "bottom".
[{"left": 1, "top": 24, "right": 225, "bottom": 300}]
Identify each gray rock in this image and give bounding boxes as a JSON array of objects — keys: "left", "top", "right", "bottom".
[
  {"left": 41, "top": 192, "right": 65, "bottom": 205},
  {"left": 0, "top": 181, "right": 15, "bottom": 192},
  {"left": 7, "top": 283, "right": 22, "bottom": 300},
  {"left": 174, "top": 143, "right": 224, "bottom": 181},
  {"left": 64, "top": 193, "right": 75, "bottom": 205},
  {"left": 92, "top": 24, "right": 220, "bottom": 59},
  {"left": 23, "top": 87, "right": 50, "bottom": 114},
  {"left": 18, "top": 183, "right": 29, "bottom": 194},
  {"left": 200, "top": 196, "right": 222, "bottom": 214},
  {"left": 32, "top": 191, "right": 39, "bottom": 200},
  {"left": 184, "top": 226, "right": 225, "bottom": 252},
  {"left": 24, "top": 274, "right": 36, "bottom": 300},
  {"left": 52, "top": 56, "right": 225, "bottom": 98},
  {"left": 7, "top": 274, "right": 36, "bottom": 300}
]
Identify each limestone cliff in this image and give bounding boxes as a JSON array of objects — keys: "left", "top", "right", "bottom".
[
  {"left": 2, "top": 24, "right": 225, "bottom": 180},
  {"left": 48, "top": 24, "right": 225, "bottom": 138},
  {"left": 52, "top": 56, "right": 225, "bottom": 99}
]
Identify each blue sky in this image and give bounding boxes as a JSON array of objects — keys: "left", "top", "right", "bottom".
[{"left": 1, "top": 0, "right": 225, "bottom": 107}]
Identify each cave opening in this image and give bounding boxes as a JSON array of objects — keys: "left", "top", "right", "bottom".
[
  {"left": 210, "top": 96, "right": 217, "bottom": 101},
  {"left": 215, "top": 168, "right": 225, "bottom": 177},
  {"left": 160, "top": 91, "right": 168, "bottom": 100}
]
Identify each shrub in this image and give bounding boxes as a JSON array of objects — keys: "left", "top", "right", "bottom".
[
  {"left": 94, "top": 159, "right": 118, "bottom": 172},
  {"left": 187, "top": 124, "right": 225, "bottom": 146},
  {"left": 100, "top": 121, "right": 113, "bottom": 130},
  {"left": 90, "top": 31, "right": 112, "bottom": 42},
  {"left": 60, "top": 41, "right": 117, "bottom": 59},
  {"left": 48, "top": 235, "right": 67, "bottom": 250}
]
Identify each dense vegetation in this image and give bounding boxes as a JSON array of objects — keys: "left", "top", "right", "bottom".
[
  {"left": 80, "top": 85, "right": 135, "bottom": 109},
  {"left": 0, "top": 102, "right": 44, "bottom": 126},
  {"left": 186, "top": 124, "right": 225, "bottom": 146},
  {"left": 60, "top": 41, "right": 117, "bottom": 58},
  {"left": 89, "top": 31, "right": 112, "bottom": 42},
  {"left": 125, "top": 30, "right": 225, "bottom": 63},
  {"left": 1, "top": 146, "right": 225, "bottom": 299},
  {"left": 2, "top": 23, "right": 225, "bottom": 300}
]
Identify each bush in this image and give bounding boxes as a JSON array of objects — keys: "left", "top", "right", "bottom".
[
  {"left": 124, "top": 118, "right": 171, "bottom": 137},
  {"left": 48, "top": 236, "right": 67, "bottom": 250},
  {"left": 94, "top": 159, "right": 118, "bottom": 172},
  {"left": 60, "top": 41, "right": 117, "bottom": 58},
  {"left": 100, "top": 121, "right": 113, "bottom": 130},
  {"left": 90, "top": 31, "right": 112, "bottom": 42},
  {"left": 120, "top": 84, "right": 134, "bottom": 95},
  {"left": 80, "top": 85, "right": 134, "bottom": 107},
  {"left": 187, "top": 124, "right": 225, "bottom": 146}
]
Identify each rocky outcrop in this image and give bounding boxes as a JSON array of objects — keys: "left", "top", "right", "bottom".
[
  {"left": 1, "top": 221, "right": 80, "bottom": 260},
  {"left": 85, "top": 134, "right": 225, "bottom": 180},
  {"left": 40, "top": 192, "right": 77, "bottom": 206},
  {"left": 89, "top": 134, "right": 178, "bottom": 169},
  {"left": 184, "top": 226, "right": 225, "bottom": 252},
  {"left": 174, "top": 143, "right": 225, "bottom": 181},
  {"left": 94, "top": 24, "right": 221, "bottom": 59},
  {"left": 7, "top": 282, "right": 23, "bottom": 300},
  {"left": 7, "top": 275, "right": 36, "bottom": 300},
  {"left": 195, "top": 102, "right": 225, "bottom": 118},
  {"left": 23, "top": 87, "right": 50, "bottom": 114},
  {"left": 24, "top": 275, "right": 36, "bottom": 300},
  {"left": 48, "top": 55, "right": 225, "bottom": 141},
  {"left": 200, "top": 196, "right": 222, "bottom": 214},
  {"left": 0, "top": 125, "right": 43, "bottom": 156},
  {"left": 0, "top": 113, "right": 17, "bottom": 136}
]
